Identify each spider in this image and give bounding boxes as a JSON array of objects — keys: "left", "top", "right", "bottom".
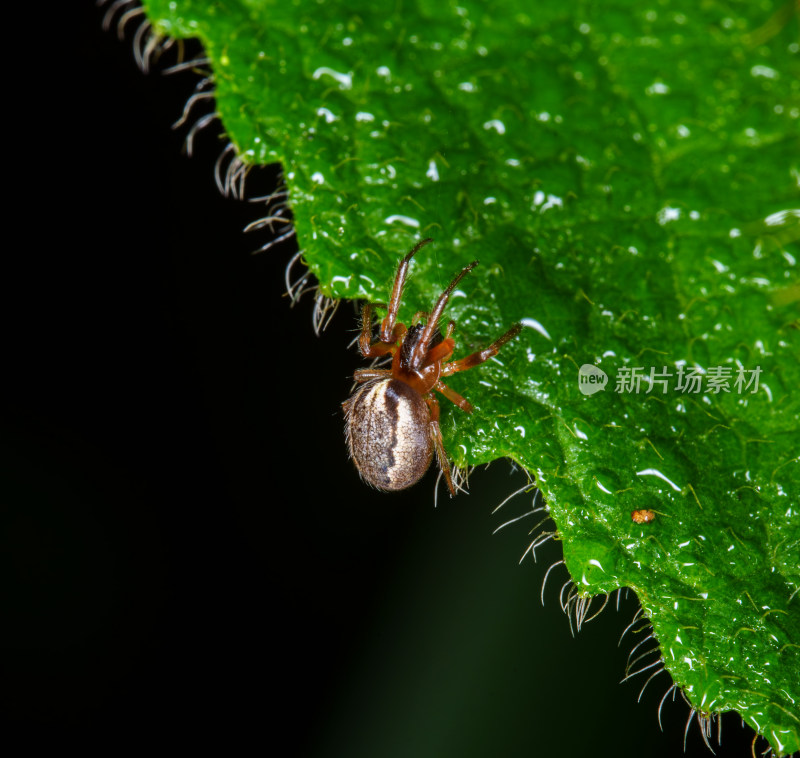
[{"left": 343, "top": 238, "right": 522, "bottom": 496}]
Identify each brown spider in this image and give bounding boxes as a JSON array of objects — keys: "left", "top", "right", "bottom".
[{"left": 343, "top": 238, "right": 522, "bottom": 496}]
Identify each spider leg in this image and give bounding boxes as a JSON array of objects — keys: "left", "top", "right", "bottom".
[
  {"left": 441, "top": 323, "right": 522, "bottom": 376},
  {"left": 425, "top": 396, "right": 456, "bottom": 496},
  {"left": 353, "top": 368, "right": 393, "bottom": 384},
  {"left": 413, "top": 313, "right": 455, "bottom": 338},
  {"left": 435, "top": 380, "right": 473, "bottom": 413},
  {"left": 358, "top": 302, "right": 385, "bottom": 356},
  {"left": 379, "top": 238, "right": 433, "bottom": 342},
  {"left": 421, "top": 337, "right": 455, "bottom": 368},
  {"left": 410, "top": 261, "right": 479, "bottom": 370},
  {"left": 359, "top": 301, "right": 407, "bottom": 358}
]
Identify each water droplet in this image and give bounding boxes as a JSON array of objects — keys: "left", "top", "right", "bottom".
[
  {"left": 764, "top": 208, "right": 800, "bottom": 226},
  {"left": 312, "top": 66, "right": 353, "bottom": 89},
  {"left": 316, "top": 107, "right": 337, "bottom": 123},
  {"left": 657, "top": 206, "right": 681, "bottom": 224},
  {"left": 595, "top": 478, "right": 613, "bottom": 495},
  {"left": 520, "top": 318, "right": 552, "bottom": 340},
  {"left": 751, "top": 65, "right": 779, "bottom": 79},
  {"left": 533, "top": 191, "right": 563, "bottom": 213},
  {"left": 383, "top": 215, "right": 420, "bottom": 228},
  {"left": 483, "top": 119, "right": 506, "bottom": 134},
  {"left": 646, "top": 81, "right": 670, "bottom": 95},
  {"left": 635, "top": 468, "right": 682, "bottom": 492},
  {"left": 426, "top": 160, "right": 439, "bottom": 182}
]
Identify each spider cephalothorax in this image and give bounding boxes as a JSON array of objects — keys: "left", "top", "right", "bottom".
[{"left": 343, "top": 238, "right": 521, "bottom": 496}]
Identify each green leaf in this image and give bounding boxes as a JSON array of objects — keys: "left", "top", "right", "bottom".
[{"left": 142, "top": 0, "right": 799, "bottom": 752}]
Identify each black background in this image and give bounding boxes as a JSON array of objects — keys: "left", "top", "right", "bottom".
[{"left": 0, "top": 3, "right": 767, "bottom": 755}]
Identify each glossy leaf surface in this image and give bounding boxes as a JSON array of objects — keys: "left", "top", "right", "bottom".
[{"left": 143, "top": 0, "right": 800, "bottom": 752}]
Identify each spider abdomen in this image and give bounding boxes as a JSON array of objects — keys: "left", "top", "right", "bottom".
[{"left": 344, "top": 378, "right": 433, "bottom": 491}]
